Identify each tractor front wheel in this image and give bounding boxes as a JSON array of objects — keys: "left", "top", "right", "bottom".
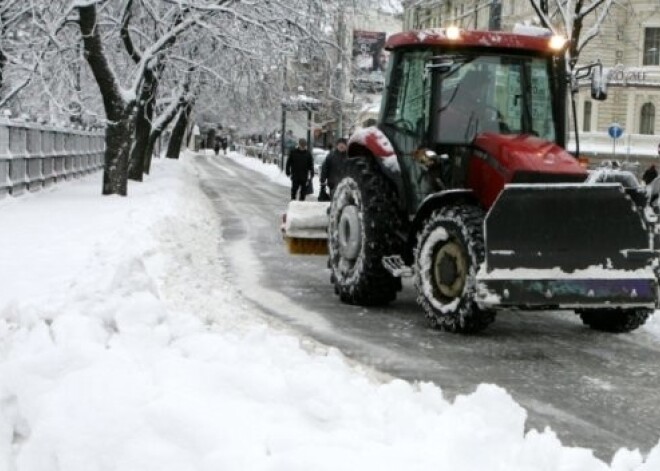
[
  {"left": 414, "top": 204, "right": 495, "bottom": 333},
  {"left": 577, "top": 309, "right": 650, "bottom": 333}
]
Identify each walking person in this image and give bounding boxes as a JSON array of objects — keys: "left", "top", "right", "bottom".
[
  {"left": 213, "top": 136, "right": 221, "bottom": 156},
  {"left": 286, "top": 138, "right": 314, "bottom": 201},
  {"left": 320, "top": 138, "right": 348, "bottom": 197},
  {"left": 643, "top": 163, "right": 658, "bottom": 185},
  {"left": 221, "top": 136, "right": 228, "bottom": 156}
]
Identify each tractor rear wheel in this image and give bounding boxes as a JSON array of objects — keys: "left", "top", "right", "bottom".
[
  {"left": 414, "top": 204, "right": 495, "bottom": 333},
  {"left": 328, "top": 157, "right": 402, "bottom": 306},
  {"left": 577, "top": 309, "right": 650, "bottom": 333}
]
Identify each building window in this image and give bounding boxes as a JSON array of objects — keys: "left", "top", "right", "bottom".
[
  {"left": 643, "top": 28, "right": 660, "bottom": 65},
  {"left": 583, "top": 100, "right": 592, "bottom": 132},
  {"left": 640, "top": 102, "right": 655, "bottom": 134}
]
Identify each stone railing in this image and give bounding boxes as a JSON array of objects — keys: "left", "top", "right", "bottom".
[{"left": 0, "top": 118, "right": 105, "bottom": 198}]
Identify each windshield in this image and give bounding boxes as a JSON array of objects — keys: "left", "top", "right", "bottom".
[{"left": 433, "top": 54, "right": 556, "bottom": 145}]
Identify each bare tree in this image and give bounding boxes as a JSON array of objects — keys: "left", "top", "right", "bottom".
[
  {"left": 529, "top": 0, "right": 617, "bottom": 69},
  {"left": 0, "top": 1, "right": 46, "bottom": 110},
  {"left": 3, "top": 0, "right": 355, "bottom": 195}
]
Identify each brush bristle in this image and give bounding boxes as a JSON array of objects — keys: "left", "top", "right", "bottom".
[{"left": 285, "top": 237, "right": 328, "bottom": 255}]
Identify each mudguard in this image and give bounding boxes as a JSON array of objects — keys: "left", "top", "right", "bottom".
[{"left": 348, "top": 127, "right": 400, "bottom": 175}]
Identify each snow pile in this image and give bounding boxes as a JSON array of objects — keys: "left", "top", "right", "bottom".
[
  {"left": 284, "top": 200, "right": 330, "bottom": 238},
  {"left": 225, "top": 150, "right": 291, "bottom": 187},
  {"left": 224, "top": 149, "right": 324, "bottom": 196},
  {"left": 645, "top": 310, "right": 660, "bottom": 337},
  {"left": 1, "top": 154, "right": 659, "bottom": 470}
]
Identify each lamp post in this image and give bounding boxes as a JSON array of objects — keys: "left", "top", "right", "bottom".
[{"left": 280, "top": 63, "right": 288, "bottom": 171}]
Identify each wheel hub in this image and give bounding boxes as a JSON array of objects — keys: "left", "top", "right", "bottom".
[
  {"left": 433, "top": 241, "right": 467, "bottom": 298},
  {"left": 439, "top": 255, "right": 457, "bottom": 286},
  {"left": 338, "top": 205, "right": 362, "bottom": 261}
]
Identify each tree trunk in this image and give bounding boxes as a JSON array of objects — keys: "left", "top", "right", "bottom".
[
  {"left": 103, "top": 112, "right": 133, "bottom": 195},
  {"left": 144, "top": 93, "right": 187, "bottom": 172},
  {"left": 128, "top": 84, "right": 155, "bottom": 181},
  {"left": 166, "top": 105, "right": 191, "bottom": 159},
  {"left": 0, "top": 48, "right": 5, "bottom": 93},
  {"left": 143, "top": 133, "right": 158, "bottom": 174},
  {"left": 79, "top": 4, "right": 133, "bottom": 196},
  {"left": 0, "top": 12, "right": 6, "bottom": 93}
]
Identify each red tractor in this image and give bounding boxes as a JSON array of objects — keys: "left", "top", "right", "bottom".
[{"left": 327, "top": 28, "right": 658, "bottom": 333}]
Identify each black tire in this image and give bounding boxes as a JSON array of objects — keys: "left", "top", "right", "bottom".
[
  {"left": 328, "top": 157, "right": 402, "bottom": 306},
  {"left": 577, "top": 309, "right": 651, "bottom": 333},
  {"left": 414, "top": 204, "right": 495, "bottom": 333}
]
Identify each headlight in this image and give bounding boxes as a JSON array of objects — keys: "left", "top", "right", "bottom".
[
  {"left": 446, "top": 26, "right": 461, "bottom": 40},
  {"left": 549, "top": 35, "right": 567, "bottom": 51}
]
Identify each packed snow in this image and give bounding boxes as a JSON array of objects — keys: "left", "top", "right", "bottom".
[
  {"left": 1, "top": 151, "right": 659, "bottom": 470},
  {"left": 284, "top": 201, "right": 330, "bottom": 239}
]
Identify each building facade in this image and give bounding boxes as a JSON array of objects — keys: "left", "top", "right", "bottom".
[{"left": 402, "top": 0, "right": 660, "bottom": 163}]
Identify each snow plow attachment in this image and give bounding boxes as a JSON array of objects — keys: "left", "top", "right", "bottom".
[
  {"left": 477, "top": 184, "right": 659, "bottom": 308},
  {"left": 282, "top": 201, "right": 330, "bottom": 255}
]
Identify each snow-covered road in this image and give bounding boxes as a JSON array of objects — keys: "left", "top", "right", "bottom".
[
  {"left": 0, "top": 152, "right": 658, "bottom": 470},
  {"left": 195, "top": 151, "right": 660, "bottom": 461}
]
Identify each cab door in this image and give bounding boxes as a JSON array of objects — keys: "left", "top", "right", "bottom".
[{"left": 380, "top": 49, "right": 433, "bottom": 214}]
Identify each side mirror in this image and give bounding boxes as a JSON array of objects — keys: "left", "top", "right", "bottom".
[{"left": 591, "top": 65, "right": 608, "bottom": 101}]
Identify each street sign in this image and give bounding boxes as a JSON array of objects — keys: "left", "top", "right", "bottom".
[
  {"left": 608, "top": 123, "right": 623, "bottom": 139},
  {"left": 608, "top": 123, "right": 624, "bottom": 157}
]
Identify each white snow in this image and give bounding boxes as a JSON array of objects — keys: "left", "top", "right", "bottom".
[
  {"left": 1, "top": 152, "right": 660, "bottom": 469},
  {"left": 284, "top": 200, "right": 330, "bottom": 239},
  {"left": 223, "top": 150, "right": 291, "bottom": 187},
  {"left": 479, "top": 265, "right": 657, "bottom": 281},
  {"left": 349, "top": 126, "right": 396, "bottom": 158}
]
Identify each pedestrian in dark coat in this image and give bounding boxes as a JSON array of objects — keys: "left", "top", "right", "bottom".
[
  {"left": 643, "top": 164, "right": 658, "bottom": 185},
  {"left": 286, "top": 138, "right": 314, "bottom": 201},
  {"left": 213, "top": 136, "right": 221, "bottom": 156},
  {"left": 320, "top": 138, "right": 348, "bottom": 196},
  {"left": 221, "top": 137, "right": 228, "bottom": 155}
]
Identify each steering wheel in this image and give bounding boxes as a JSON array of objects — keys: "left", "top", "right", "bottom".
[{"left": 393, "top": 118, "right": 415, "bottom": 132}]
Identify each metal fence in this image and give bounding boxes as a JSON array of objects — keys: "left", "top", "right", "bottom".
[{"left": 0, "top": 118, "right": 105, "bottom": 198}]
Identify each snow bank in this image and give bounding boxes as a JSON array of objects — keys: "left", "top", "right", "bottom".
[
  {"left": 223, "top": 149, "right": 324, "bottom": 198},
  {"left": 1, "top": 153, "right": 659, "bottom": 470},
  {"left": 225, "top": 151, "right": 291, "bottom": 187},
  {"left": 645, "top": 310, "right": 660, "bottom": 337}
]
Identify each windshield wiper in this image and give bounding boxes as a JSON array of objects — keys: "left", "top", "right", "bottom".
[{"left": 426, "top": 55, "right": 473, "bottom": 74}]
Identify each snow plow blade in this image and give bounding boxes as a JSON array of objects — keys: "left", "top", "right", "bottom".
[
  {"left": 478, "top": 184, "right": 658, "bottom": 308},
  {"left": 282, "top": 201, "right": 330, "bottom": 255}
]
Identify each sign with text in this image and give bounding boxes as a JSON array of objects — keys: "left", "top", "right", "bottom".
[{"left": 352, "top": 30, "right": 388, "bottom": 93}]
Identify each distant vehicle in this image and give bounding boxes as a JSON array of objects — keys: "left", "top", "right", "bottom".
[
  {"left": 312, "top": 148, "right": 329, "bottom": 175},
  {"left": 585, "top": 168, "right": 640, "bottom": 189},
  {"left": 586, "top": 168, "right": 647, "bottom": 208}
]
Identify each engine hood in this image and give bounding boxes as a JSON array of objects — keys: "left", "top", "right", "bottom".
[{"left": 474, "top": 133, "right": 587, "bottom": 179}]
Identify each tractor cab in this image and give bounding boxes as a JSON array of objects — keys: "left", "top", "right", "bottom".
[{"left": 378, "top": 30, "right": 582, "bottom": 214}]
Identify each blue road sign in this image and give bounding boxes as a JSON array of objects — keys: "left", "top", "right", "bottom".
[{"left": 608, "top": 123, "right": 624, "bottom": 139}]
